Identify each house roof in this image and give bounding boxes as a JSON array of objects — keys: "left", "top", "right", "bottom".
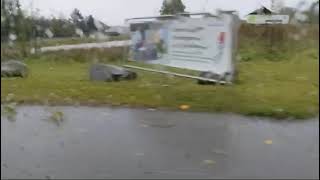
[{"left": 248, "top": 6, "right": 277, "bottom": 15}]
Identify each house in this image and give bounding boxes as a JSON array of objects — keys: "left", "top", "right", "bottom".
[
  {"left": 105, "top": 26, "right": 130, "bottom": 36},
  {"left": 246, "top": 6, "right": 289, "bottom": 24},
  {"left": 248, "top": 6, "right": 276, "bottom": 15}
]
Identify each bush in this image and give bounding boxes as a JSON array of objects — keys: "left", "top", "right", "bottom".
[{"left": 238, "top": 24, "right": 319, "bottom": 61}]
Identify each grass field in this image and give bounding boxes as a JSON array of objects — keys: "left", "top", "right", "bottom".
[
  {"left": 1, "top": 25, "right": 319, "bottom": 119},
  {"left": 1, "top": 49, "right": 319, "bottom": 119},
  {"left": 1, "top": 35, "right": 129, "bottom": 59}
]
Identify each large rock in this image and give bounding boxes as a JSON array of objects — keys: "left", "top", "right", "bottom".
[
  {"left": 89, "top": 64, "right": 137, "bottom": 82},
  {"left": 1, "top": 60, "right": 28, "bottom": 78}
]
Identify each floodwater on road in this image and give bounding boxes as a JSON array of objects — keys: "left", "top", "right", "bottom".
[{"left": 1, "top": 105, "right": 319, "bottom": 179}]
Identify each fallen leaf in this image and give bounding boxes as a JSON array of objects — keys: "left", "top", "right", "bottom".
[
  {"left": 264, "top": 139, "right": 273, "bottom": 145},
  {"left": 49, "top": 111, "right": 64, "bottom": 126},
  {"left": 202, "top": 160, "right": 216, "bottom": 165},
  {"left": 179, "top": 105, "right": 190, "bottom": 110}
]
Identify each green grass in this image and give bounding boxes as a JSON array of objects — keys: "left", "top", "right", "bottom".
[
  {"left": 1, "top": 25, "right": 319, "bottom": 119},
  {"left": 1, "top": 47, "right": 318, "bottom": 119}
]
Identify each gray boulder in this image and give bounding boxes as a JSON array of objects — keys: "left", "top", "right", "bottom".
[
  {"left": 1, "top": 60, "right": 28, "bottom": 78},
  {"left": 89, "top": 64, "right": 137, "bottom": 82}
]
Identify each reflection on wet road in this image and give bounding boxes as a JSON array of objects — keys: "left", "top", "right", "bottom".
[{"left": 1, "top": 106, "right": 319, "bottom": 179}]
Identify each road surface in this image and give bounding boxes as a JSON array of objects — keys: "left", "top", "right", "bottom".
[{"left": 1, "top": 105, "right": 319, "bottom": 179}]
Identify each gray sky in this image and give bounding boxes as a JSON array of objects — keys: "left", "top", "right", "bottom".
[{"left": 19, "top": 0, "right": 315, "bottom": 26}]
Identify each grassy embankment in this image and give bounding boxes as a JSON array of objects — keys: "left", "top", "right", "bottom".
[{"left": 1, "top": 24, "right": 319, "bottom": 119}]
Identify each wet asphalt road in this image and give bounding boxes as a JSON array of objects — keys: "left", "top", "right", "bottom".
[{"left": 1, "top": 106, "right": 319, "bottom": 179}]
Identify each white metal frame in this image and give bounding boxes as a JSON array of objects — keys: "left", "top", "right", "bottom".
[{"left": 124, "top": 11, "right": 239, "bottom": 84}]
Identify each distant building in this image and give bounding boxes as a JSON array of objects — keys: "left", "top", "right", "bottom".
[
  {"left": 246, "top": 6, "right": 289, "bottom": 24},
  {"left": 248, "top": 6, "right": 276, "bottom": 15},
  {"left": 105, "top": 26, "right": 130, "bottom": 36}
]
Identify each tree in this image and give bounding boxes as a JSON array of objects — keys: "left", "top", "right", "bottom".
[
  {"left": 160, "top": 0, "right": 186, "bottom": 15},
  {"left": 1, "top": 0, "right": 25, "bottom": 42},
  {"left": 50, "top": 18, "right": 75, "bottom": 37},
  {"left": 1, "top": 0, "right": 34, "bottom": 41},
  {"left": 70, "top": 9, "right": 99, "bottom": 36},
  {"left": 70, "top": 8, "right": 83, "bottom": 23},
  {"left": 308, "top": 0, "right": 319, "bottom": 24},
  {"left": 1, "top": 0, "right": 35, "bottom": 57},
  {"left": 70, "top": 8, "right": 86, "bottom": 35},
  {"left": 86, "top": 15, "right": 98, "bottom": 34},
  {"left": 279, "top": 6, "right": 297, "bottom": 20},
  {"left": 2, "top": 2, "right": 110, "bottom": 41},
  {"left": 1, "top": 0, "right": 10, "bottom": 41}
]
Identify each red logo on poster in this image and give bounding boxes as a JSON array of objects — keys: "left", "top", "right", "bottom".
[
  {"left": 218, "top": 32, "right": 225, "bottom": 44},
  {"left": 213, "top": 32, "right": 226, "bottom": 62}
]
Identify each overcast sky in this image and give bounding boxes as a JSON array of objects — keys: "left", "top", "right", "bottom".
[{"left": 19, "top": 0, "right": 315, "bottom": 26}]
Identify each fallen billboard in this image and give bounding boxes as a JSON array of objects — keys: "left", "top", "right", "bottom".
[{"left": 126, "top": 11, "right": 240, "bottom": 83}]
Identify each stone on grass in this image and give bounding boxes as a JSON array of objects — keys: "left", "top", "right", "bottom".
[
  {"left": 89, "top": 63, "right": 137, "bottom": 82},
  {"left": 1, "top": 60, "right": 28, "bottom": 78}
]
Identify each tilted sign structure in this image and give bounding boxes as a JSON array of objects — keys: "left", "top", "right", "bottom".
[{"left": 125, "top": 11, "right": 240, "bottom": 83}]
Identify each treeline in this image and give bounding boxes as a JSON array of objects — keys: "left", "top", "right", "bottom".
[
  {"left": 1, "top": 0, "right": 109, "bottom": 42},
  {"left": 1, "top": 0, "right": 318, "bottom": 43}
]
